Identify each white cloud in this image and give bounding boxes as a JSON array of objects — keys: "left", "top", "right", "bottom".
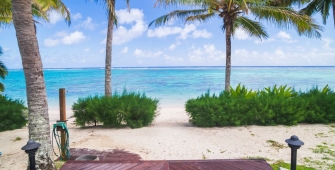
[
  {"left": 73, "top": 13, "right": 82, "bottom": 20},
  {"left": 277, "top": 31, "right": 297, "bottom": 43},
  {"left": 84, "top": 48, "right": 90, "bottom": 52},
  {"left": 147, "top": 27, "right": 182, "bottom": 38},
  {"left": 148, "top": 24, "right": 212, "bottom": 40},
  {"left": 188, "top": 44, "right": 224, "bottom": 62},
  {"left": 121, "top": 47, "right": 128, "bottom": 53},
  {"left": 164, "top": 54, "right": 183, "bottom": 62},
  {"left": 322, "top": 38, "right": 334, "bottom": 50},
  {"left": 169, "top": 41, "right": 181, "bottom": 50},
  {"left": 116, "top": 8, "right": 144, "bottom": 24},
  {"left": 133, "top": 49, "right": 163, "bottom": 58},
  {"left": 235, "top": 49, "right": 249, "bottom": 57},
  {"left": 192, "top": 29, "right": 212, "bottom": 38},
  {"left": 49, "top": 11, "right": 62, "bottom": 25},
  {"left": 277, "top": 31, "right": 291, "bottom": 39},
  {"left": 44, "top": 31, "right": 86, "bottom": 47},
  {"left": 234, "top": 28, "right": 249, "bottom": 40},
  {"left": 101, "top": 8, "right": 146, "bottom": 45},
  {"left": 62, "top": 31, "right": 86, "bottom": 45},
  {"left": 81, "top": 17, "right": 96, "bottom": 30},
  {"left": 2, "top": 47, "right": 11, "bottom": 52}
]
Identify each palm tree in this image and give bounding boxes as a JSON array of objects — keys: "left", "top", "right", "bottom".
[
  {"left": 151, "top": 0, "right": 322, "bottom": 92},
  {"left": 300, "top": 0, "right": 335, "bottom": 28},
  {"left": 1, "top": 0, "right": 71, "bottom": 27},
  {"left": 94, "top": 0, "right": 130, "bottom": 96},
  {"left": 0, "top": 46, "right": 8, "bottom": 92},
  {"left": 10, "top": 0, "right": 71, "bottom": 169}
]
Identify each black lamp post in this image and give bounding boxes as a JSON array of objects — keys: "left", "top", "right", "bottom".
[
  {"left": 285, "top": 135, "right": 304, "bottom": 170},
  {"left": 22, "top": 140, "right": 41, "bottom": 170}
]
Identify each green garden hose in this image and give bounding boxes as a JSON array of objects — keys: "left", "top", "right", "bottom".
[{"left": 52, "top": 122, "right": 70, "bottom": 160}]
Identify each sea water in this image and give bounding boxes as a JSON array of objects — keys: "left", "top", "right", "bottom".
[{"left": 2, "top": 66, "right": 335, "bottom": 108}]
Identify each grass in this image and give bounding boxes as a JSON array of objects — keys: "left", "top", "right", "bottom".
[
  {"left": 270, "top": 160, "right": 315, "bottom": 170},
  {"left": 55, "top": 160, "right": 66, "bottom": 170},
  {"left": 13, "top": 137, "right": 22, "bottom": 141},
  {"left": 304, "top": 143, "right": 335, "bottom": 169},
  {"left": 245, "top": 156, "right": 271, "bottom": 161},
  {"left": 202, "top": 153, "right": 206, "bottom": 160},
  {"left": 266, "top": 140, "right": 286, "bottom": 150}
]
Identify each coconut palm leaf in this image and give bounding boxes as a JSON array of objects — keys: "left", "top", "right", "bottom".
[
  {"left": 186, "top": 12, "right": 217, "bottom": 22},
  {"left": 250, "top": 6, "right": 322, "bottom": 38},
  {"left": 0, "top": 0, "right": 71, "bottom": 27},
  {"left": 0, "top": 61, "right": 7, "bottom": 79},
  {"left": 34, "top": 0, "right": 71, "bottom": 25},
  {"left": 301, "top": 0, "right": 332, "bottom": 24},
  {"left": 149, "top": 9, "right": 208, "bottom": 27},
  {"left": 154, "top": 0, "right": 211, "bottom": 8},
  {"left": 0, "top": 46, "right": 8, "bottom": 80},
  {"left": 233, "top": 16, "right": 268, "bottom": 39}
]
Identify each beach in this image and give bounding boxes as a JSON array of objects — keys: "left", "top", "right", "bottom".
[{"left": 1, "top": 107, "right": 334, "bottom": 169}]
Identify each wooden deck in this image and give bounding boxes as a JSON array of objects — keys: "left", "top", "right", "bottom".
[{"left": 59, "top": 148, "right": 273, "bottom": 170}]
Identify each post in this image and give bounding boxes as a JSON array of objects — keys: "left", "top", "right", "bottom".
[
  {"left": 22, "top": 140, "right": 41, "bottom": 170},
  {"left": 59, "top": 88, "right": 66, "bottom": 160},
  {"left": 285, "top": 135, "right": 304, "bottom": 170}
]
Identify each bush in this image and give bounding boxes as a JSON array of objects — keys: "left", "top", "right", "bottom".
[
  {"left": 0, "top": 95, "right": 27, "bottom": 132},
  {"left": 185, "top": 84, "right": 335, "bottom": 127},
  {"left": 72, "top": 90, "right": 159, "bottom": 128}
]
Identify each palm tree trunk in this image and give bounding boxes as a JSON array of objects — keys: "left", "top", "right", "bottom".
[
  {"left": 105, "top": 2, "right": 115, "bottom": 97},
  {"left": 11, "top": 0, "right": 55, "bottom": 169},
  {"left": 333, "top": 0, "right": 335, "bottom": 28},
  {"left": 225, "top": 23, "right": 232, "bottom": 92}
]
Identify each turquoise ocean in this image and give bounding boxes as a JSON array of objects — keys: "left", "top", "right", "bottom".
[{"left": 2, "top": 66, "right": 335, "bottom": 109}]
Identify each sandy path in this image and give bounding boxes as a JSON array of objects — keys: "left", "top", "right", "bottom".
[{"left": 0, "top": 107, "right": 334, "bottom": 169}]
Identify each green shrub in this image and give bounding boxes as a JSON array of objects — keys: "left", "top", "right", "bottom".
[
  {"left": 186, "top": 84, "right": 335, "bottom": 127},
  {"left": 72, "top": 96, "right": 100, "bottom": 126},
  {"left": 72, "top": 90, "right": 159, "bottom": 128},
  {"left": 0, "top": 95, "right": 27, "bottom": 132},
  {"left": 300, "top": 85, "right": 335, "bottom": 123}
]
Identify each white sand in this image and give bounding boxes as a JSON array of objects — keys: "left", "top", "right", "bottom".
[{"left": 1, "top": 107, "right": 334, "bottom": 169}]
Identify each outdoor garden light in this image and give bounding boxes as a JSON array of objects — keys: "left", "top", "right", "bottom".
[
  {"left": 285, "top": 135, "right": 304, "bottom": 170},
  {"left": 22, "top": 140, "right": 41, "bottom": 170}
]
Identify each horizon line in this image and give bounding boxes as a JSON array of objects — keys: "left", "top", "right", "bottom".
[{"left": 7, "top": 65, "right": 335, "bottom": 70}]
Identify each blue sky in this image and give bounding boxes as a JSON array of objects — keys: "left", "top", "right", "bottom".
[{"left": 0, "top": 0, "right": 334, "bottom": 69}]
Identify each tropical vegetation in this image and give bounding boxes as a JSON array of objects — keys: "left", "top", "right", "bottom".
[
  {"left": 151, "top": 0, "right": 322, "bottom": 92},
  {"left": 0, "top": 0, "right": 71, "bottom": 27},
  {"left": 0, "top": 46, "right": 8, "bottom": 92},
  {"left": 8, "top": 0, "right": 71, "bottom": 169},
  {"left": 73, "top": 90, "right": 159, "bottom": 128},
  {"left": 300, "top": 0, "right": 335, "bottom": 28},
  {"left": 92, "top": 0, "right": 130, "bottom": 96},
  {"left": 185, "top": 84, "right": 335, "bottom": 127},
  {"left": 0, "top": 95, "right": 27, "bottom": 132}
]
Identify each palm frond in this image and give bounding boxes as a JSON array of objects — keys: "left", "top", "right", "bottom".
[
  {"left": 319, "top": 0, "right": 332, "bottom": 24},
  {"left": 31, "top": 3, "right": 49, "bottom": 23},
  {"left": 149, "top": 9, "right": 208, "bottom": 27},
  {"left": 186, "top": 12, "right": 216, "bottom": 23},
  {"left": 233, "top": 16, "right": 268, "bottom": 39},
  {"left": 300, "top": 0, "right": 322, "bottom": 16},
  {"left": 0, "top": 0, "right": 13, "bottom": 27},
  {"left": 34, "top": 0, "right": 71, "bottom": 26},
  {"left": 0, "top": 83, "right": 4, "bottom": 92},
  {"left": 154, "top": 0, "right": 211, "bottom": 8},
  {"left": 0, "top": 61, "right": 8, "bottom": 79},
  {"left": 250, "top": 6, "right": 323, "bottom": 38}
]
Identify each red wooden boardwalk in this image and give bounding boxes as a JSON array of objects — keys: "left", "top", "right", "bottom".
[
  {"left": 60, "top": 148, "right": 273, "bottom": 170},
  {"left": 61, "top": 159, "right": 272, "bottom": 170}
]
